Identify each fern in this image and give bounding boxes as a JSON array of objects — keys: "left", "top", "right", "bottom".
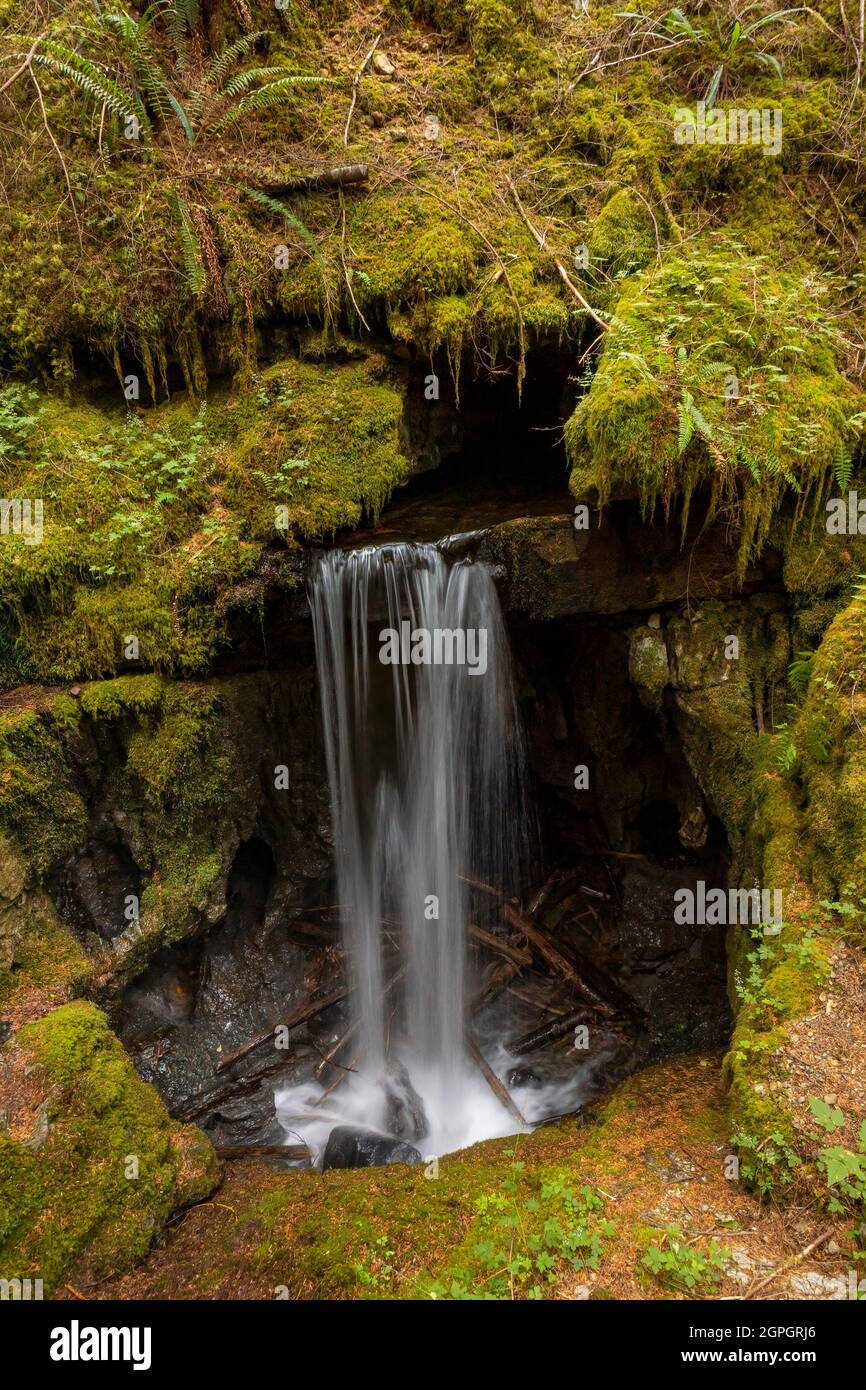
[
  {"left": 788, "top": 650, "right": 815, "bottom": 698},
  {"left": 171, "top": 193, "right": 205, "bottom": 299},
  {"left": 221, "top": 66, "right": 295, "bottom": 98},
  {"left": 774, "top": 722, "right": 798, "bottom": 776},
  {"left": 203, "top": 30, "right": 271, "bottom": 92},
  {"left": 28, "top": 41, "right": 146, "bottom": 129},
  {"left": 834, "top": 440, "right": 854, "bottom": 492},
  {"left": 241, "top": 186, "right": 320, "bottom": 258},
  {"left": 212, "top": 74, "right": 322, "bottom": 132}
]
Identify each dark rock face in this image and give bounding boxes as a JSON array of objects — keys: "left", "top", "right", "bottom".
[
  {"left": 322, "top": 1126, "right": 422, "bottom": 1170},
  {"left": 486, "top": 506, "right": 779, "bottom": 620}
]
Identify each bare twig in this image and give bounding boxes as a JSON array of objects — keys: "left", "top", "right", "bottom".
[
  {"left": 744, "top": 1227, "right": 836, "bottom": 1299},
  {"left": 506, "top": 176, "right": 611, "bottom": 332},
  {"left": 343, "top": 33, "right": 381, "bottom": 147}
]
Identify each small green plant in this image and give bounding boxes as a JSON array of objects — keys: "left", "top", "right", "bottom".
[
  {"left": 642, "top": 1223, "right": 731, "bottom": 1291},
  {"left": 0, "top": 383, "right": 43, "bottom": 465},
  {"left": 354, "top": 1233, "right": 397, "bottom": 1291},
  {"left": 731, "top": 1125, "right": 801, "bottom": 1195},
  {"left": 808, "top": 1098, "right": 866, "bottom": 1218},
  {"left": 622, "top": 5, "right": 806, "bottom": 107},
  {"left": 430, "top": 1160, "right": 614, "bottom": 1300}
]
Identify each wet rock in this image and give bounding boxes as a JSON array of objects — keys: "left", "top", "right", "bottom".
[
  {"left": 384, "top": 1061, "right": 428, "bottom": 1142},
  {"left": 628, "top": 626, "right": 669, "bottom": 712},
  {"left": 322, "top": 1125, "right": 422, "bottom": 1170},
  {"left": 507, "top": 1065, "right": 543, "bottom": 1089}
]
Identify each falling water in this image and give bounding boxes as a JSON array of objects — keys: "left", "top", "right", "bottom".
[{"left": 276, "top": 541, "right": 534, "bottom": 1158}]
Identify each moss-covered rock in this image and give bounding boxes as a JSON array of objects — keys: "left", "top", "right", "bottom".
[{"left": 0, "top": 1000, "right": 217, "bottom": 1292}]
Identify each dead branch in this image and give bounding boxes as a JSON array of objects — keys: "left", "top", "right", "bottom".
[
  {"left": 506, "top": 175, "right": 611, "bottom": 332},
  {"left": 469, "top": 921, "right": 532, "bottom": 968},
  {"left": 258, "top": 164, "right": 369, "bottom": 195},
  {"left": 466, "top": 1034, "right": 526, "bottom": 1126},
  {"left": 215, "top": 1143, "right": 310, "bottom": 1161},
  {"left": 506, "top": 1008, "right": 595, "bottom": 1056},
  {"left": 215, "top": 985, "right": 348, "bottom": 1074},
  {"left": 343, "top": 34, "right": 381, "bottom": 147}
]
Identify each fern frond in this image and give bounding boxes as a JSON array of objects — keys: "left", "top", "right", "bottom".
[
  {"left": 171, "top": 193, "right": 205, "bottom": 299},
  {"left": 212, "top": 75, "right": 322, "bottom": 132},
  {"left": 29, "top": 43, "right": 147, "bottom": 129},
  {"left": 204, "top": 30, "right": 271, "bottom": 91},
  {"left": 241, "top": 185, "right": 320, "bottom": 258},
  {"left": 677, "top": 405, "right": 694, "bottom": 455},
  {"left": 98, "top": 13, "right": 174, "bottom": 118},
  {"left": 834, "top": 440, "right": 853, "bottom": 492},
  {"left": 788, "top": 650, "right": 815, "bottom": 697},
  {"left": 221, "top": 66, "right": 295, "bottom": 97}
]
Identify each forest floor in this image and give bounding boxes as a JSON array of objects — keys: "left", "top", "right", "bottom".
[{"left": 66, "top": 1053, "right": 856, "bottom": 1302}]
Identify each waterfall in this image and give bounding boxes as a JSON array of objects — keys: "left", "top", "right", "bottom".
[{"left": 282, "top": 541, "right": 533, "bottom": 1158}]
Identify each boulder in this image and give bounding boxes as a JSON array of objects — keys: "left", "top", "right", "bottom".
[{"left": 322, "top": 1125, "right": 422, "bottom": 1170}]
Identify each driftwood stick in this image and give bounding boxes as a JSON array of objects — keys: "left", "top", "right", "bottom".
[
  {"left": 744, "top": 1227, "right": 836, "bottom": 1300},
  {"left": 466, "top": 1035, "right": 526, "bottom": 1126},
  {"left": 215, "top": 1143, "right": 310, "bottom": 1161},
  {"left": 527, "top": 870, "right": 568, "bottom": 919},
  {"left": 469, "top": 921, "right": 531, "bottom": 968},
  {"left": 215, "top": 985, "right": 348, "bottom": 1074},
  {"left": 313, "top": 1021, "right": 358, "bottom": 1081},
  {"left": 343, "top": 32, "right": 381, "bottom": 146},
  {"left": 506, "top": 1008, "right": 594, "bottom": 1057},
  {"left": 316, "top": 1055, "right": 360, "bottom": 1106},
  {"left": 260, "top": 164, "right": 369, "bottom": 195},
  {"left": 470, "top": 958, "right": 520, "bottom": 1013},
  {"left": 505, "top": 983, "right": 570, "bottom": 1018},
  {"left": 506, "top": 176, "right": 611, "bottom": 332}
]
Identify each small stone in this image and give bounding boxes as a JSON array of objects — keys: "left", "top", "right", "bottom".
[
  {"left": 372, "top": 51, "right": 395, "bottom": 77},
  {"left": 572, "top": 1284, "right": 591, "bottom": 1300},
  {"left": 69, "top": 685, "right": 81, "bottom": 698},
  {"left": 827, "top": 1239, "right": 840, "bottom": 1255}
]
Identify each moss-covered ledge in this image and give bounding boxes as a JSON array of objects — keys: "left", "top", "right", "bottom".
[{"left": 0, "top": 1000, "right": 217, "bottom": 1294}]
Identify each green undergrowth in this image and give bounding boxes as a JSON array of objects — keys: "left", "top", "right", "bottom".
[
  {"left": 724, "top": 586, "right": 866, "bottom": 1197},
  {"left": 566, "top": 246, "right": 866, "bottom": 577},
  {"left": 0, "top": 354, "right": 405, "bottom": 685},
  {"left": 0, "top": 1000, "right": 217, "bottom": 1293}
]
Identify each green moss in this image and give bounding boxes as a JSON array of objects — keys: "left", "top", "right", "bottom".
[
  {"left": 0, "top": 707, "right": 85, "bottom": 875},
  {"left": 0, "top": 1001, "right": 217, "bottom": 1292},
  {"left": 565, "top": 246, "right": 863, "bottom": 576}
]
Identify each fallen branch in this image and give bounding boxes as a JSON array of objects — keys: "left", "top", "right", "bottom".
[
  {"left": 260, "top": 164, "right": 369, "bottom": 195},
  {"left": 506, "top": 176, "right": 611, "bottom": 332},
  {"left": 343, "top": 33, "right": 381, "bottom": 146},
  {"left": 469, "top": 921, "right": 532, "bottom": 968},
  {"left": 215, "top": 985, "right": 347, "bottom": 1074},
  {"left": 470, "top": 958, "right": 520, "bottom": 1013},
  {"left": 744, "top": 1227, "right": 836, "bottom": 1300},
  {"left": 466, "top": 1035, "right": 526, "bottom": 1126},
  {"left": 506, "top": 1008, "right": 594, "bottom": 1057},
  {"left": 215, "top": 1143, "right": 310, "bottom": 1162}
]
